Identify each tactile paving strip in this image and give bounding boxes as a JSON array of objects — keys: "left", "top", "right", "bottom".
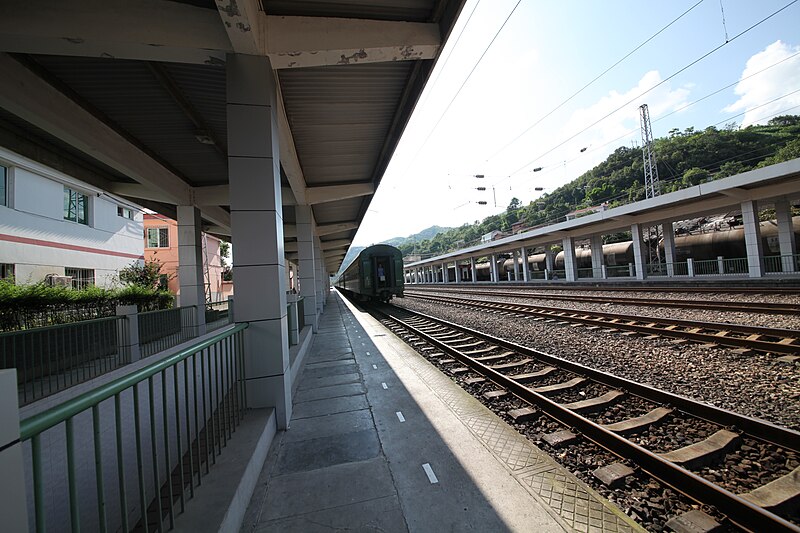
[{"left": 392, "top": 331, "right": 644, "bottom": 533}]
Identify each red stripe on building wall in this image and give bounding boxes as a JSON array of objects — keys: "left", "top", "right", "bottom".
[{"left": 0, "top": 233, "right": 144, "bottom": 260}]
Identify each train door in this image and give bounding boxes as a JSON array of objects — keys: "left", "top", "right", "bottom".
[{"left": 375, "top": 256, "right": 390, "bottom": 289}]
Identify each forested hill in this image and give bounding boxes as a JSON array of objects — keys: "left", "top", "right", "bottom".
[{"left": 396, "top": 115, "right": 800, "bottom": 258}]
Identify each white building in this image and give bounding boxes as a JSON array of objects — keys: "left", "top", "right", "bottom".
[{"left": 0, "top": 147, "right": 144, "bottom": 288}]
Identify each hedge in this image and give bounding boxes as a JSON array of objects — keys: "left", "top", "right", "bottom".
[{"left": 0, "top": 281, "right": 174, "bottom": 332}]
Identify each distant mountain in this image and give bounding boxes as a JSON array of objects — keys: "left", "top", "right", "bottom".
[
  {"left": 384, "top": 225, "right": 452, "bottom": 247},
  {"left": 335, "top": 226, "right": 453, "bottom": 275}
]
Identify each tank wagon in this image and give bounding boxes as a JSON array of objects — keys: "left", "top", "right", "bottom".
[
  {"left": 336, "top": 244, "right": 404, "bottom": 302},
  {"left": 465, "top": 217, "right": 800, "bottom": 280}
]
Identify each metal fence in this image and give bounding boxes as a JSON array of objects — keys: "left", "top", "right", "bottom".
[
  {"left": 138, "top": 307, "right": 197, "bottom": 359},
  {"left": 764, "top": 254, "right": 800, "bottom": 274},
  {"left": 692, "top": 257, "right": 748, "bottom": 276},
  {"left": 20, "top": 323, "right": 248, "bottom": 533},
  {"left": 1, "top": 316, "right": 129, "bottom": 406},
  {"left": 646, "top": 262, "right": 689, "bottom": 277},
  {"left": 204, "top": 300, "right": 233, "bottom": 332}
]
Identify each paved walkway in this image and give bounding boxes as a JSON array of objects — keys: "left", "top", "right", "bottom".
[{"left": 240, "top": 291, "right": 642, "bottom": 532}]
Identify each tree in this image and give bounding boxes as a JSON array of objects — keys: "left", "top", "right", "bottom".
[
  {"left": 119, "top": 259, "right": 170, "bottom": 290},
  {"left": 682, "top": 167, "right": 709, "bottom": 186},
  {"left": 507, "top": 197, "right": 521, "bottom": 211}
]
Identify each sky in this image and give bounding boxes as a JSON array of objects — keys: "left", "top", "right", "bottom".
[{"left": 352, "top": 0, "right": 800, "bottom": 246}]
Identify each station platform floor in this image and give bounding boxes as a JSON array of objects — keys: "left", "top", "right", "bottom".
[{"left": 239, "top": 291, "right": 643, "bottom": 533}]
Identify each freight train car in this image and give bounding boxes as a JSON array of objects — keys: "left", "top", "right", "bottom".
[
  {"left": 335, "top": 244, "right": 404, "bottom": 302},
  {"left": 468, "top": 217, "right": 800, "bottom": 279}
]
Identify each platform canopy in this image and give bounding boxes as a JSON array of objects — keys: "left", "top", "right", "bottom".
[{"left": 0, "top": 0, "right": 465, "bottom": 273}]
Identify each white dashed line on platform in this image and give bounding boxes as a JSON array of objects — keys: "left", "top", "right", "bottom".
[
  {"left": 366, "top": 351, "right": 370, "bottom": 355},
  {"left": 381, "top": 382, "right": 388, "bottom": 389},
  {"left": 372, "top": 364, "right": 377, "bottom": 369},
  {"left": 396, "top": 411, "right": 405, "bottom": 422},
  {"left": 422, "top": 463, "right": 438, "bottom": 484}
]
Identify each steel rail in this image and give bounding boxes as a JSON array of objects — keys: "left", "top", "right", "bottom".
[
  {"left": 416, "top": 282, "right": 800, "bottom": 294},
  {"left": 375, "top": 305, "right": 800, "bottom": 533},
  {"left": 406, "top": 287, "right": 800, "bottom": 315},
  {"left": 405, "top": 293, "right": 800, "bottom": 355}
]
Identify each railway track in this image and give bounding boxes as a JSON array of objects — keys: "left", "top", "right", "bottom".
[
  {"left": 403, "top": 292, "right": 800, "bottom": 355},
  {"left": 406, "top": 287, "right": 800, "bottom": 315},
  {"left": 373, "top": 303, "right": 800, "bottom": 532},
  {"left": 419, "top": 283, "right": 800, "bottom": 295}
]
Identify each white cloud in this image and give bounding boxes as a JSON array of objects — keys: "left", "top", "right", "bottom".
[
  {"left": 724, "top": 40, "right": 800, "bottom": 126},
  {"left": 563, "top": 70, "right": 690, "bottom": 149}
]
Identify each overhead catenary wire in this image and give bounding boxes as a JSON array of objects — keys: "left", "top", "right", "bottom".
[
  {"left": 522, "top": 51, "right": 800, "bottom": 181},
  {"left": 504, "top": 0, "right": 800, "bottom": 180},
  {"left": 403, "top": 0, "right": 523, "bottom": 170},
  {"left": 486, "top": 0, "right": 705, "bottom": 163}
]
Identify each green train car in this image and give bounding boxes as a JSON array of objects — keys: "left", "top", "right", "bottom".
[{"left": 335, "top": 244, "right": 404, "bottom": 302}]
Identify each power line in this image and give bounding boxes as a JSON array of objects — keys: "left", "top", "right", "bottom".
[
  {"left": 415, "top": 0, "right": 482, "bottom": 111},
  {"left": 505, "top": 0, "right": 799, "bottom": 179},
  {"left": 520, "top": 52, "right": 800, "bottom": 179},
  {"left": 406, "top": 0, "right": 523, "bottom": 164},
  {"left": 486, "top": 0, "right": 705, "bottom": 162}
]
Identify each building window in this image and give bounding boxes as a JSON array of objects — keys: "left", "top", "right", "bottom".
[
  {"left": 146, "top": 227, "right": 169, "bottom": 248},
  {"left": 65, "top": 267, "right": 94, "bottom": 290},
  {"left": 0, "top": 263, "right": 14, "bottom": 282},
  {"left": 0, "top": 165, "right": 6, "bottom": 207},
  {"left": 118, "top": 206, "right": 134, "bottom": 219},
  {"left": 64, "top": 186, "right": 89, "bottom": 225}
]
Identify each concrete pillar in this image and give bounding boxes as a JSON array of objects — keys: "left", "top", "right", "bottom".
[
  {"left": 227, "top": 54, "right": 291, "bottom": 427},
  {"left": 490, "top": 254, "right": 499, "bottom": 283},
  {"left": 177, "top": 205, "right": 207, "bottom": 335},
  {"left": 521, "top": 247, "right": 530, "bottom": 282},
  {"left": 561, "top": 236, "right": 577, "bottom": 282},
  {"left": 454, "top": 260, "right": 462, "bottom": 283},
  {"left": 296, "top": 205, "right": 319, "bottom": 332},
  {"left": 775, "top": 197, "right": 797, "bottom": 272},
  {"left": 741, "top": 200, "right": 764, "bottom": 278},
  {"left": 0, "top": 370, "right": 28, "bottom": 533},
  {"left": 116, "top": 304, "right": 141, "bottom": 363},
  {"left": 545, "top": 246, "right": 555, "bottom": 273},
  {"left": 662, "top": 221, "right": 677, "bottom": 276},
  {"left": 442, "top": 262, "right": 449, "bottom": 283},
  {"left": 314, "top": 237, "right": 325, "bottom": 313},
  {"left": 512, "top": 250, "right": 521, "bottom": 281},
  {"left": 470, "top": 257, "right": 476, "bottom": 283},
  {"left": 630, "top": 223, "right": 647, "bottom": 280},
  {"left": 590, "top": 235, "right": 604, "bottom": 278}
]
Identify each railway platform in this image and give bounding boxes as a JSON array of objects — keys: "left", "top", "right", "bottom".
[{"left": 237, "top": 291, "right": 643, "bottom": 533}]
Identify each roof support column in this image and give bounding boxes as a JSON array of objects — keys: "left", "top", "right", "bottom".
[
  {"left": 521, "top": 247, "right": 530, "bottom": 282},
  {"left": 561, "top": 236, "right": 578, "bottom": 282},
  {"left": 545, "top": 245, "right": 555, "bottom": 279},
  {"left": 296, "top": 205, "right": 319, "bottom": 332},
  {"left": 662, "top": 222, "right": 677, "bottom": 277},
  {"left": 177, "top": 205, "right": 207, "bottom": 335},
  {"left": 470, "top": 257, "right": 476, "bottom": 283},
  {"left": 454, "top": 260, "right": 462, "bottom": 283},
  {"left": 442, "top": 262, "right": 449, "bottom": 283},
  {"left": 227, "top": 54, "right": 291, "bottom": 427},
  {"left": 741, "top": 200, "right": 764, "bottom": 277},
  {"left": 775, "top": 197, "right": 797, "bottom": 272},
  {"left": 512, "top": 250, "right": 521, "bottom": 281},
  {"left": 630, "top": 223, "right": 647, "bottom": 280},
  {"left": 314, "top": 236, "right": 325, "bottom": 313},
  {"left": 490, "top": 254, "right": 499, "bottom": 283},
  {"left": 590, "top": 234, "right": 604, "bottom": 279}
]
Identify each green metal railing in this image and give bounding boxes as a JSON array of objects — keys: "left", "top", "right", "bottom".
[
  {"left": 1, "top": 316, "right": 128, "bottom": 406},
  {"left": 764, "top": 254, "right": 800, "bottom": 274},
  {"left": 21, "top": 323, "right": 248, "bottom": 533},
  {"left": 138, "top": 307, "right": 197, "bottom": 358},
  {"left": 692, "top": 257, "right": 748, "bottom": 276},
  {"left": 204, "top": 300, "right": 233, "bottom": 332},
  {"left": 605, "top": 264, "right": 633, "bottom": 278},
  {"left": 646, "top": 262, "right": 689, "bottom": 277}
]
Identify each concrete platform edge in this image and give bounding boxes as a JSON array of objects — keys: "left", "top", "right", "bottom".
[{"left": 174, "top": 408, "right": 277, "bottom": 533}]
